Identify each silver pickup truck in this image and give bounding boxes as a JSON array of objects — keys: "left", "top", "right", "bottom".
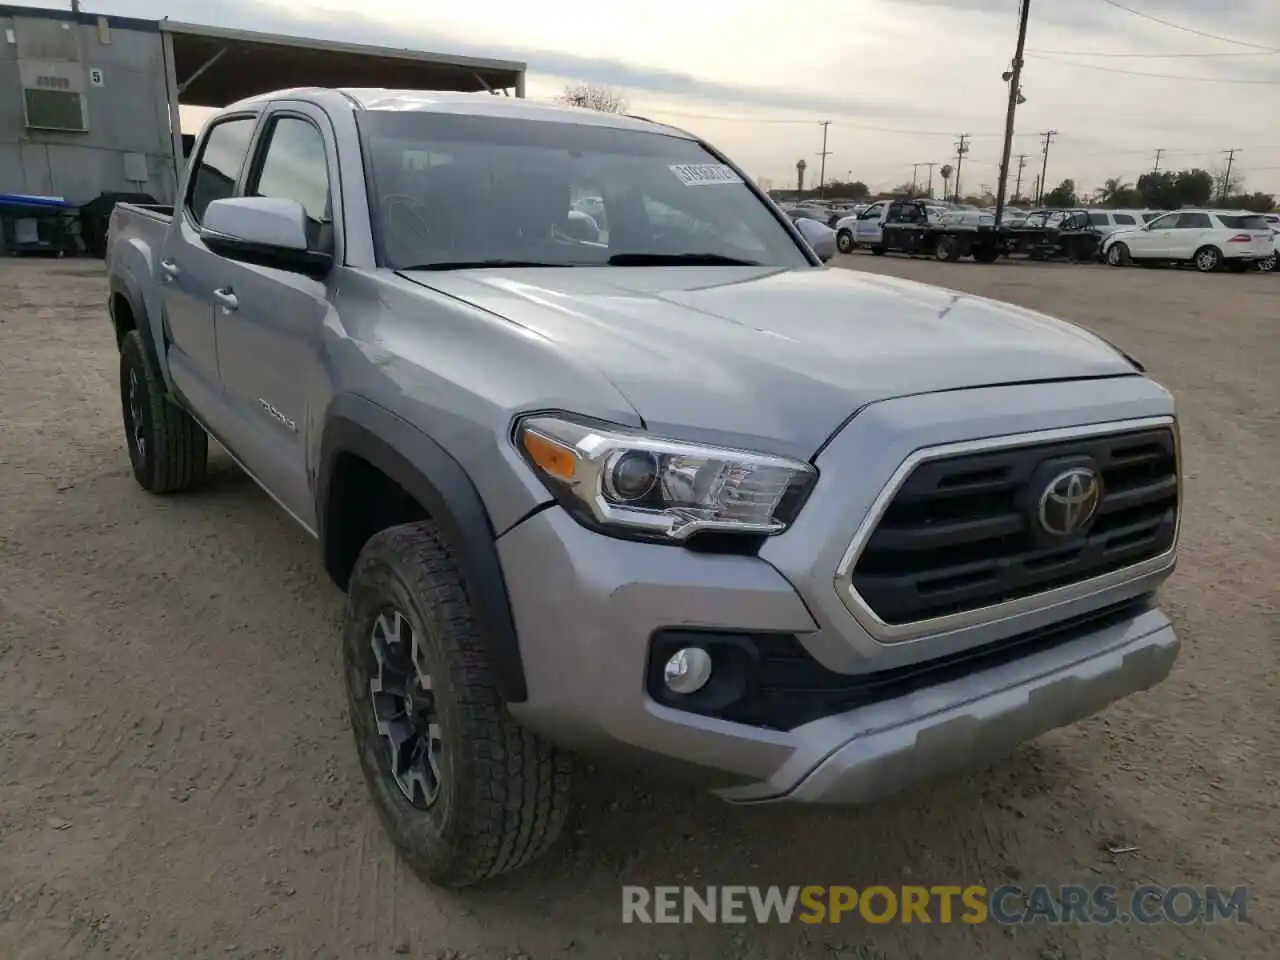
[{"left": 106, "top": 87, "right": 1182, "bottom": 889}]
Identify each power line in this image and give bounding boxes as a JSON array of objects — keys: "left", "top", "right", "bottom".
[
  {"left": 638, "top": 106, "right": 1021, "bottom": 138},
  {"left": 1095, "top": 0, "right": 1280, "bottom": 53},
  {"left": 1027, "top": 47, "right": 1277, "bottom": 59},
  {"left": 1027, "top": 53, "right": 1280, "bottom": 83}
]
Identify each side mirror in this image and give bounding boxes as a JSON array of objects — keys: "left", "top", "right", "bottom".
[
  {"left": 796, "top": 217, "right": 837, "bottom": 262},
  {"left": 200, "top": 196, "right": 332, "bottom": 279}
]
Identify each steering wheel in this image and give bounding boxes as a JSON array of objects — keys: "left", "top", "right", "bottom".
[{"left": 381, "top": 194, "right": 433, "bottom": 244}]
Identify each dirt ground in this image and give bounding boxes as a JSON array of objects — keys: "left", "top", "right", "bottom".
[{"left": 0, "top": 256, "right": 1276, "bottom": 960}]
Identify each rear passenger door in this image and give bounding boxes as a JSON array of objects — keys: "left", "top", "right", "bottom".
[
  {"left": 211, "top": 104, "right": 339, "bottom": 530},
  {"left": 161, "top": 114, "right": 258, "bottom": 408},
  {"left": 1166, "top": 211, "right": 1212, "bottom": 259}
]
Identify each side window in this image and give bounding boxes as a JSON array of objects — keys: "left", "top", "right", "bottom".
[
  {"left": 1146, "top": 213, "right": 1176, "bottom": 230},
  {"left": 1174, "top": 212, "right": 1211, "bottom": 229},
  {"left": 249, "top": 116, "right": 332, "bottom": 223},
  {"left": 1113, "top": 214, "right": 1136, "bottom": 225},
  {"left": 1142, "top": 212, "right": 1163, "bottom": 223},
  {"left": 186, "top": 117, "right": 257, "bottom": 224},
  {"left": 1088, "top": 213, "right": 1109, "bottom": 226}
]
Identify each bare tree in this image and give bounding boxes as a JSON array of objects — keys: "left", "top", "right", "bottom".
[{"left": 558, "top": 84, "right": 628, "bottom": 114}]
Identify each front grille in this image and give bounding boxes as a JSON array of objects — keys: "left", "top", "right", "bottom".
[{"left": 851, "top": 426, "right": 1178, "bottom": 625}]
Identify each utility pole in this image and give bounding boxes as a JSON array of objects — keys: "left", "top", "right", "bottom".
[
  {"left": 71, "top": 0, "right": 81, "bottom": 12},
  {"left": 1013, "top": 154, "right": 1028, "bottom": 201},
  {"left": 953, "top": 134, "right": 971, "bottom": 202},
  {"left": 1032, "top": 174, "right": 1041, "bottom": 205},
  {"left": 1037, "top": 128, "right": 1057, "bottom": 203},
  {"left": 911, "top": 162, "right": 921, "bottom": 196},
  {"left": 1220, "top": 148, "right": 1237, "bottom": 202},
  {"left": 926, "top": 161, "right": 937, "bottom": 198},
  {"left": 817, "top": 121, "right": 832, "bottom": 198},
  {"left": 1152, "top": 148, "right": 1164, "bottom": 175},
  {"left": 994, "top": 0, "right": 1031, "bottom": 227}
]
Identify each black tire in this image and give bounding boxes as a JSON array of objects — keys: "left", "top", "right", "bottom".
[
  {"left": 870, "top": 245, "right": 886, "bottom": 256},
  {"left": 836, "top": 229, "right": 855, "bottom": 254},
  {"left": 1193, "top": 245, "right": 1222, "bottom": 273},
  {"left": 973, "top": 245, "right": 999, "bottom": 264},
  {"left": 342, "top": 522, "right": 572, "bottom": 888},
  {"left": 1106, "top": 243, "right": 1129, "bottom": 267},
  {"left": 934, "top": 236, "right": 960, "bottom": 262},
  {"left": 1258, "top": 253, "right": 1276, "bottom": 273},
  {"left": 119, "top": 329, "right": 208, "bottom": 493}
]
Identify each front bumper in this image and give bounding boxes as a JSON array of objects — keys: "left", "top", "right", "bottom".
[{"left": 499, "top": 379, "right": 1181, "bottom": 802}]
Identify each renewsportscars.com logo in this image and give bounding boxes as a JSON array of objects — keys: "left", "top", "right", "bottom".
[{"left": 621, "top": 885, "right": 1249, "bottom": 926}]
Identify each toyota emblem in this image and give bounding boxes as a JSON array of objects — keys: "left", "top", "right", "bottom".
[{"left": 1038, "top": 467, "right": 1101, "bottom": 536}]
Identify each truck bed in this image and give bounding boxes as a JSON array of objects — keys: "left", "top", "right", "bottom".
[{"left": 117, "top": 203, "right": 175, "bottom": 222}]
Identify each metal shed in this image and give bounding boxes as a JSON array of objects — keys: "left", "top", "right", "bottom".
[{"left": 0, "top": 4, "right": 527, "bottom": 208}]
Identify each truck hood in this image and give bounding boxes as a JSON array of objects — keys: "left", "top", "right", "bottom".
[{"left": 404, "top": 265, "right": 1137, "bottom": 459}]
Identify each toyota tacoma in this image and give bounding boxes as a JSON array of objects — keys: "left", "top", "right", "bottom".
[{"left": 106, "top": 88, "right": 1182, "bottom": 888}]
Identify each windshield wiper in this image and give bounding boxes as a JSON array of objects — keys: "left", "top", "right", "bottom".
[
  {"left": 399, "top": 259, "right": 576, "bottom": 271},
  {"left": 606, "top": 252, "right": 763, "bottom": 266}
]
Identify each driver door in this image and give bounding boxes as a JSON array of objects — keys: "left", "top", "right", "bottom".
[
  {"left": 856, "top": 203, "right": 883, "bottom": 244},
  {"left": 1132, "top": 212, "right": 1177, "bottom": 257}
]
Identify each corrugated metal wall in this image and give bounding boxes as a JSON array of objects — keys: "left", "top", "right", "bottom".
[{"left": 0, "top": 11, "right": 176, "bottom": 204}]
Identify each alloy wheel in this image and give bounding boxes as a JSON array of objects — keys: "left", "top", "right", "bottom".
[
  {"left": 128, "top": 368, "right": 146, "bottom": 460},
  {"left": 369, "top": 608, "right": 444, "bottom": 809}
]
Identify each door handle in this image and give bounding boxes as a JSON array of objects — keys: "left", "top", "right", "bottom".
[
  {"left": 159, "top": 259, "right": 180, "bottom": 282},
  {"left": 212, "top": 287, "right": 239, "bottom": 311}
]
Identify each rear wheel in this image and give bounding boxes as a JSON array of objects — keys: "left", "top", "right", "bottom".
[
  {"left": 1193, "top": 245, "right": 1223, "bottom": 273},
  {"left": 1258, "top": 252, "right": 1276, "bottom": 273},
  {"left": 973, "top": 245, "right": 999, "bottom": 264},
  {"left": 119, "top": 330, "right": 208, "bottom": 493},
  {"left": 870, "top": 245, "right": 886, "bottom": 256},
  {"left": 1106, "top": 243, "right": 1130, "bottom": 267},
  {"left": 934, "top": 236, "right": 961, "bottom": 262},
  {"left": 343, "top": 522, "right": 572, "bottom": 888}
]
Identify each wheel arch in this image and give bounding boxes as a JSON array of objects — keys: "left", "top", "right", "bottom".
[
  {"left": 318, "top": 395, "right": 527, "bottom": 703},
  {"left": 108, "top": 275, "right": 165, "bottom": 380}
]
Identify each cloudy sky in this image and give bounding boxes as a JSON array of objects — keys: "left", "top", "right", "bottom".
[{"left": 17, "top": 0, "right": 1280, "bottom": 195}]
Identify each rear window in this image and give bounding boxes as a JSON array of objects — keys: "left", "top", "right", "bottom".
[
  {"left": 1217, "top": 214, "right": 1269, "bottom": 230},
  {"left": 1113, "top": 214, "right": 1136, "bottom": 225}
]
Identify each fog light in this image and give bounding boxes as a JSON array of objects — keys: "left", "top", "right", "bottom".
[{"left": 663, "top": 647, "right": 712, "bottom": 694}]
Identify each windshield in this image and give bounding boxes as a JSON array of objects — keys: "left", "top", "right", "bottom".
[{"left": 356, "top": 112, "right": 811, "bottom": 270}]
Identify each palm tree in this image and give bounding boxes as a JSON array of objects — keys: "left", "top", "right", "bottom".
[{"left": 1097, "top": 177, "right": 1131, "bottom": 206}]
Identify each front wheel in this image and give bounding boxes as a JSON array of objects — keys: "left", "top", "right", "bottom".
[
  {"left": 1193, "top": 245, "right": 1223, "bottom": 273},
  {"left": 343, "top": 521, "right": 572, "bottom": 888},
  {"left": 836, "top": 229, "right": 855, "bottom": 254},
  {"left": 1106, "top": 243, "right": 1129, "bottom": 267}
]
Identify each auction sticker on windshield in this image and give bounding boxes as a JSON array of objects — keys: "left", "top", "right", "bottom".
[{"left": 669, "top": 164, "right": 744, "bottom": 186}]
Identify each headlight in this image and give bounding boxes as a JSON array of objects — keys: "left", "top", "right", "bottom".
[{"left": 514, "top": 414, "right": 817, "bottom": 542}]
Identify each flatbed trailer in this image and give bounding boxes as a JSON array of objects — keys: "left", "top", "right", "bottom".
[{"left": 877, "top": 201, "right": 1003, "bottom": 262}]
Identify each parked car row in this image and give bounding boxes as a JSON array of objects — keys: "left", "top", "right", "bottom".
[{"left": 821, "top": 198, "right": 1275, "bottom": 274}]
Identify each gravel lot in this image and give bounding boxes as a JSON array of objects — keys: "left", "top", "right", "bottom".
[{"left": 1, "top": 256, "right": 1276, "bottom": 960}]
